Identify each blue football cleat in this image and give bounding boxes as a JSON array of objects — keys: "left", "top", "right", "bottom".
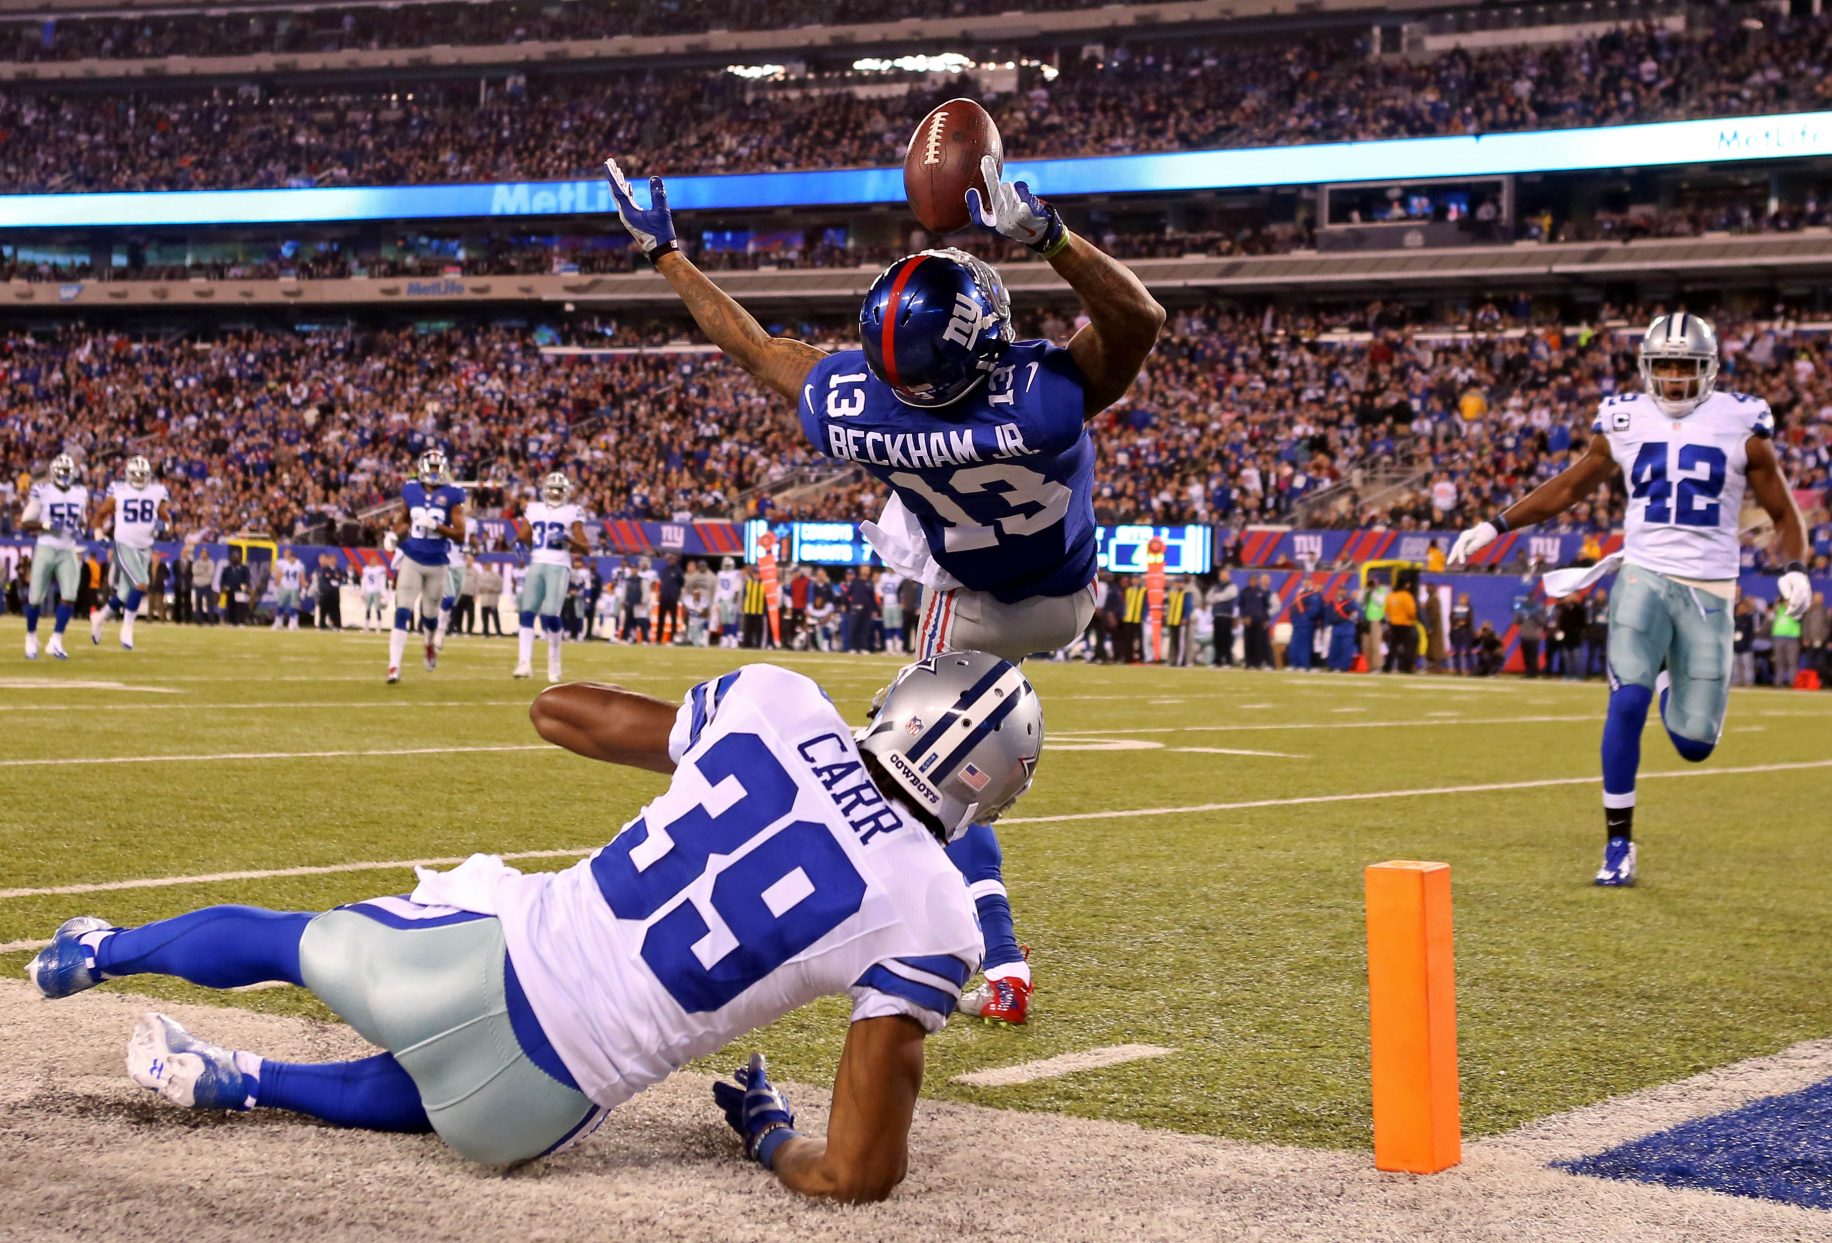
[
  {"left": 26, "top": 915, "right": 116, "bottom": 999},
  {"left": 1594, "top": 837, "right": 1637, "bottom": 887},
  {"left": 127, "top": 1013, "right": 249, "bottom": 1111}
]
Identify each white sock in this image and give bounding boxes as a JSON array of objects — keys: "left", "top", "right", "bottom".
[
  {"left": 120, "top": 612, "right": 136, "bottom": 645},
  {"left": 233, "top": 1050, "right": 262, "bottom": 1110},
  {"left": 436, "top": 607, "right": 451, "bottom": 639},
  {"left": 518, "top": 627, "right": 536, "bottom": 667},
  {"left": 986, "top": 961, "right": 1033, "bottom": 987},
  {"left": 389, "top": 627, "right": 408, "bottom": 669},
  {"left": 546, "top": 630, "right": 563, "bottom": 678}
]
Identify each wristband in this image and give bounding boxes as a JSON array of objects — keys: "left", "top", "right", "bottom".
[
  {"left": 645, "top": 240, "right": 679, "bottom": 266},
  {"left": 751, "top": 1121, "right": 798, "bottom": 1169},
  {"left": 1491, "top": 513, "right": 1512, "bottom": 535},
  {"left": 1032, "top": 211, "right": 1070, "bottom": 259},
  {"left": 1781, "top": 561, "right": 1807, "bottom": 577}
]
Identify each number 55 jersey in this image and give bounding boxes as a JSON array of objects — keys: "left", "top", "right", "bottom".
[
  {"left": 493, "top": 664, "right": 984, "bottom": 1110},
  {"left": 800, "top": 341, "right": 1097, "bottom": 604},
  {"left": 1595, "top": 388, "right": 1773, "bottom": 580}
]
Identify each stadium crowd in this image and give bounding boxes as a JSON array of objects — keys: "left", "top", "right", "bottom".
[
  {"left": 4, "top": 303, "right": 1830, "bottom": 571},
  {"left": 6, "top": 16, "right": 1832, "bottom": 192}
]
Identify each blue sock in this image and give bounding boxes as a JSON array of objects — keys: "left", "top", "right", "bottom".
[
  {"left": 125, "top": 587, "right": 145, "bottom": 612},
  {"left": 946, "top": 823, "right": 1025, "bottom": 976},
  {"left": 53, "top": 603, "right": 73, "bottom": 634},
  {"left": 24, "top": 605, "right": 39, "bottom": 633},
  {"left": 542, "top": 617, "right": 563, "bottom": 636},
  {"left": 441, "top": 595, "right": 455, "bottom": 611},
  {"left": 96, "top": 905, "right": 311, "bottom": 989},
  {"left": 393, "top": 607, "right": 412, "bottom": 631},
  {"left": 421, "top": 614, "right": 437, "bottom": 635},
  {"left": 519, "top": 611, "right": 537, "bottom": 629},
  {"left": 258, "top": 1054, "right": 432, "bottom": 1133},
  {"left": 1602, "top": 681, "right": 1652, "bottom": 819},
  {"left": 106, "top": 594, "right": 125, "bottom": 617}
]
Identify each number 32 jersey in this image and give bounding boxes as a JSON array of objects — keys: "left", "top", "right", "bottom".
[
  {"left": 523, "top": 500, "right": 586, "bottom": 567},
  {"left": 1594, "top": 389, "right": 1773, "bottom": 580},
  {"left": 494, "top": 664, "right": 983, "bottom": 1110},
  {"left": 800, "top": 341, "right": 1097, "bottom": 603}
]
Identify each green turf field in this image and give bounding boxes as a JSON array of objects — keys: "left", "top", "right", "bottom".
[{"left": 3, "top": 620, "right": 1829, "bottom": 1149}]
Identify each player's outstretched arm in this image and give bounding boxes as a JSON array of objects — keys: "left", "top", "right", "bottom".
[
  {"left": 604, "top": 159, "right": 825, "bottom": 404},
  {"left": 717, "top": 1017, "right": 924, "bottom": 1203},
  {"left": 567, "top": 520, "right": 591, "bottom": 555},
  {"left": 966, "top": 156, "right": 1165, "bottom": 417},
  {"left": 528, "top": 682, "right": 678, "bottom": 773},
  {"left": 1745, "top": 434, "right": 1812, "bottom": 615},
  {"left": 1450, "top": 434, "right": 1618, "bottom": 564}
]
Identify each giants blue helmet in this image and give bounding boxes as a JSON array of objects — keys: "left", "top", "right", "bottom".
[{"left": 859, "top": 248, "right": 1014, "bottom": 408}]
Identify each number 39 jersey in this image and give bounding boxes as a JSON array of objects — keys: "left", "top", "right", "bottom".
[
  {"left": 1594, "top": 389, "right": 1773, "bottom": 580},
  {"left": 522, "top": 500, "right": 586, "bottom": 567},
  {"left": 800, "top": 341, "right": 1097, "bottom": 604},
  {"left": 494, "top": 664, "right": 984, "bottom": 1110}
]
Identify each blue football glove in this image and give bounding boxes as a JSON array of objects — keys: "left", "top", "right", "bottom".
[
  {"left": 965, "top": 154, "right": 1067, "bottom": 257},
  {"left": 604, "top": 158, "right": 678, "bottom": 262},
  {"left": 712, "top": 1052, "right": 798, "bottom": 1170}
]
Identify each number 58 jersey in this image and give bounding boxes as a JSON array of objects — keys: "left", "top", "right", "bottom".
[
  {"left": 493, "top": 665, "right": 984, "bottom": 1110},
  {"left": 800, "top": 341, "right": 1097, "bottom": 604},
  {"left": 1595, "top": 389, "right": 1773, "bottom": 581}
]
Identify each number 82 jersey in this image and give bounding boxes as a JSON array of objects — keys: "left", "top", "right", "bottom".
[
  {"left": 800, "top": 341, "right": 1097, "bottom": 604},
  {"left": 1595, "top": 388, "right": 1773, "bottom": 581},
  {"left": 493, "top": 664, "right": 983, "bottom": 1110}
]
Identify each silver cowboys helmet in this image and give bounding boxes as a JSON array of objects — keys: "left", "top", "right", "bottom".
[
  {"left": 50, "top": 453, "right": 77, "bottom": 487},
  {"left": 857, "top": 651, "right": 1043, "bottom": 842},
  {"left": 541, "top": 471, "right": 573, "bottom": 504},
  {"left": 1639, "top": 313, "right": 1719, "bottom": 417},
  {"left": 416, "top": 449, "right": 449, "bottom": 487},
  {"left": 125, "top": 455, "right": 152, "bottom": 487}
]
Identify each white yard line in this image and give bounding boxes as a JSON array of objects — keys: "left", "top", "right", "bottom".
[
  {"left": 0, "top": 743, "right": 557, "bottom": 769},
  {"left": 997, "top": 759, "right": 1832, "bottom": 826},
  {"left": 954, "top": 1045, "right": 1176, "bottom": 1087},
  {"left": 0, "top": 700, "right": 539, "bottom": 713},
  {"left": 1052, "top": 714, "right": 1597, "bottom": 736},
  {"left": 0, "top": 679, "right": 179, "bottom": 693},
  {"left": 7, "top": 759, "right": 1827, "bottom": 904},
  {"left": 1172, "top": 746, "right": 1307, "bottom": 759},
  {"left": 0, "top": 938, "right": 47, "bottom": 954},
  {"left": 0, "top": 845, "right": 593, "bottom": 901}
]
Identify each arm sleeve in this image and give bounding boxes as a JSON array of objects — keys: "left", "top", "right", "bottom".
[{"left": 849, "top": 952, "right": 978, "bottom": 1033}]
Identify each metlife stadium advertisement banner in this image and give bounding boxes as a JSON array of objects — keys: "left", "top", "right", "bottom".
[
  {"left": 6, "top": 110, "right": 1832, "bottom": 228},
  {"left": 744, "top": 520, "right": 1212, "bottom": 574}
]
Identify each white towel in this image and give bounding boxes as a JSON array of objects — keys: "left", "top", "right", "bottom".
[
  {"left": 408, "top": 852, "right": 521, "bottom": 915},
  {"left": 1541, "top": 551, "right": 1625, "bottom": 599},
  {"left": 860, "top": 494, "right": 964, "bottom": 591}
]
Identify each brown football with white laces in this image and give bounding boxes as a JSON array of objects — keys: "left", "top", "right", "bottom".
[{"left": 903, "top": 97, "right": 1002, "bottom": 234}]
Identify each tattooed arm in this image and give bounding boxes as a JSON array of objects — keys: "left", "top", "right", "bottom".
[
  {"left": 653, "top": 251, "right": 826, "bottom": 404},
  {"left": 1052, "top": 235, "right": 1167, "bottom": 419}
]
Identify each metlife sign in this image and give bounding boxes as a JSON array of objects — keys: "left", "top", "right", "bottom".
[{"left": 4, "top": 110, "right": 1831, "bottom": 229}]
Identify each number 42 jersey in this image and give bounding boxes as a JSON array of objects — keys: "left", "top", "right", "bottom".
[
  {"left": 1594, "top": 389, "right": 1773, "bottom": 580},
  {"left": 493, "top": 664, "right": 984, "bottom": 1110},
  {"left": 800, "top": 341, "right": 1097, "bottom": 604}
]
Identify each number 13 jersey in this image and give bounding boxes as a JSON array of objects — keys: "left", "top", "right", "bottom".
[
  {"left": 800, "top": 341, "right": 1097, "bottom": 603},
  {"left": 494, "top": 664, "right": 983, "bottom": 1110},
  {"left": 1594, "top": 389, "right": 1773, "bottom": 581}
]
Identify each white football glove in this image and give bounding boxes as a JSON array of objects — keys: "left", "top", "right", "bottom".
[
  {"left": 1777, "top": 568, "right": 1811, "bottom": 619},
  {"left": 964, "top": 154, "right": 1067, "bottom": 255},
  {"left": 1448, "top": 521, "right": 1499, "bottom": 567},
  {"left": 382, "top": 530, "right": 398, "bottom": 554}
]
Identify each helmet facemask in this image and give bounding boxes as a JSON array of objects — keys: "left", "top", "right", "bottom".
[
  {"left": 542, "top": 472, "right": 572, "bottom": 504},
  {"left": 125, "top": 456, "right": 152, "bottom": 488},
  {"left": 50, "top": 454, "right": 76, "bottom": 488},
  {"left": 1637, "top": 314, "right": 1719, "bottom": 417}
]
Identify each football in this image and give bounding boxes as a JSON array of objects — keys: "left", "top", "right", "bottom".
[{"left": 903, "top": 97, "right": 1002, "bottom": 234}]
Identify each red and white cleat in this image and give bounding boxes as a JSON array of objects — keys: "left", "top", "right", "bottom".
[
  {"left": 423, "top": 638, "right": 437, "bottom": 671},
  {"left": 386, "top": 665, "right": 401, "bottom": 684},
  {"left": 959, "top": 974, "right": 1032, "bottom": 1025}
]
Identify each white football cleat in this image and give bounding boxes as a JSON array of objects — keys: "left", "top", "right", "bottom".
[
  {"left": 24, "top": 634, "right": 38, "bottom": 660},
  {"left": 385, "top": 665, "right": 401, "bottom": 684},
  {"left": 547, "top": 661, "right": 563, "bottom": 684},
  {"left": 434, "top": 630, "right": 447, "bottom": 653},
  {"left": 48, "top": 636, "right": 68, "bottom": 661},
  {"left": 127, "top": 1012, "right": 248, "bottom": 1111},
  {"left": 513, "top": 663, "right": 533, "bottom": 679},
  {"left": 90, "top": 613, "right": 105, "bottom": 644}
]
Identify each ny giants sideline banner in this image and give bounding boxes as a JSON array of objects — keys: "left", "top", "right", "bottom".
[{"left": 1229, "top": 526, "right": 1624, "bottom": 570}]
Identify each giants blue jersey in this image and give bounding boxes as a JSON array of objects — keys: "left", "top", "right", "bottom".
[
  {"left": 401, "top": 480, "right": 465, "bottom": 567},
  {"left": 799, "top": 341, "right": 1097, "bottom": 603}
]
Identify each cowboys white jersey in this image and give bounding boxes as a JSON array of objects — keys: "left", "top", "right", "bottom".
[
  {"left": 715, "top": 568, "right": 742, "bottom": 601},
  {"left": 1593, "top": 389, "right": 1772, "bottom": 580},
  {"left": 494, "top": 664, "right": 983, "bottom": 1110},
  {"left": 361, "top": 563, "right": 388, "bottom": 594},
  {"left": 277, "top": 558, "right": 306, "bottom": 590},
  {"left": 107, "top": 481, "right": 168, "bottom": 549},
  {"left": 27, "top": 483, "right": 88, "bottom": 551},
  {"left": 524, "top": 501, "right": 585, "bottom": 567}
]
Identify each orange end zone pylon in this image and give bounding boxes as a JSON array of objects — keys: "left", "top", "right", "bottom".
[{"left": 1365, "top": 860, "right": 1461, "bottom": 1173}]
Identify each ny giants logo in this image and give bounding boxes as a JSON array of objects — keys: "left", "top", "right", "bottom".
[
  {"left": 942, "top": 293, "right": 985, "bottom": 350},
  {"left": 922, "top": 111, "right": 950, "bottom": 166}
]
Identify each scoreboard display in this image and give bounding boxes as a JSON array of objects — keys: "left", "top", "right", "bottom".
[
  {"left": 1097, "top": 525, "right": 1212, "bottom": 575},
  {"left": 744, "top": 519, "right": 885, "bottom": 567}
]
